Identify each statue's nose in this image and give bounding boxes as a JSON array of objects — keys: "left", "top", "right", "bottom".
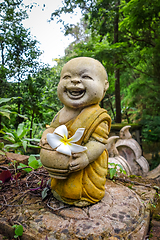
[{"left": 71, "top": 78, "right": 81, "bottom": 84}]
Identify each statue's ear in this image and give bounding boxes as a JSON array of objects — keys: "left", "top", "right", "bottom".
[{"left": 104, "top": 79, "right": 109, "bottom": 92}]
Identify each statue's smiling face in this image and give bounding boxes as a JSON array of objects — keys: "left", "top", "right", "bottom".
[{"left": 57, "top": 57, "right": 109, "bottom": 109}]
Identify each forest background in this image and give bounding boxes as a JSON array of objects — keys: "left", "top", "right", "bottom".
[{"left": 1, "top": 0, "right": 160, "bottom": 169}]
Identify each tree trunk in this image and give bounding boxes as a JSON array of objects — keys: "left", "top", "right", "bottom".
[
  {"left": 1, "top": 41, "right": 5, "bottom": 66},
  {"left": 115, "top": 67, "right": 121, "bottom": 123},
  {"left": 114, "top": 0, "right": 121, "bottom": 123},
  {"left": 16, "top": 75, "right": 22, "bottom": 128},
  {"left": 30, "top": 111, "right": 34, "bottom": 139},
  {"left": 0, "top": 41, "right": 5, "bottom": 133},
  {"left": 107, "top": 94, "right": 116, "bottom": 122}
]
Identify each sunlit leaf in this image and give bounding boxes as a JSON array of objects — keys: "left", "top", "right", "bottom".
[
  {"left": 37, "top": 159, "right": 42, "bottom": 167},
  {"left": 0, "top": 97, "right": 21, "bottom": 105},
  {"left": 17, "top": 123, "right": 25, "bottom": 137},
  {"left": 109, "top": 168, "right": 116, "bottom": 179},
  {"left": 117, "top": 164, "right": 123, "bottom": 170},
  {"left": 22, "top": 140, "right": 27, "bottom": 152},
  {"left": 29, "top": 160, "right": 39, "bottom": 170},
  {"left": 28, "top": 155, "right": 37, "bottom": 164},
  {"left": 13, "top": 225, "right": 23, "bottom": 237},
  {"left": 18, "top": 163, "right": 32, "bottom": 173},
  {"left": 0, "top": 111, "right": 10, "bottom": 119}
]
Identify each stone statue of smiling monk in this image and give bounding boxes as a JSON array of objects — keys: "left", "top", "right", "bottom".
[{"left": 40, "top": 57, "right": 111, "bottom": 207}]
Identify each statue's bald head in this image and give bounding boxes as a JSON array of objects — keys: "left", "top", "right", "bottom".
[
  {"left": 58, "top": 57, "right": 109, "bottom": 109},
  {"left": 61, "top": 57, "right": 108, "bottom": 87}
]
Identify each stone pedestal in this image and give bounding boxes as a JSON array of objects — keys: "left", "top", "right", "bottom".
[{"left": 0, "top": 180, "right": 156, "bottom": 240}]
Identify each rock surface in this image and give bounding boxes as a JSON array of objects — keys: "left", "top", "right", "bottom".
[
  {"left": 0, "top": 152, "right": 29, "bottom": 165},
  {"left": 0, "top": 179, "right": 156, "bottom": 240},
  {"left": 146, "top": 163, "right": 160, "bottom": 180}
]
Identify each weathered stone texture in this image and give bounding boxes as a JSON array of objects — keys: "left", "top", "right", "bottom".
[{"left": 0, "top": 179, "right": 156, "bottom": 240}]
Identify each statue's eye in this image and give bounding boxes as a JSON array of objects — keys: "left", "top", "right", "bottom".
[
  {"left": 82, "top": 75, "right": 92, "bottom": 80},
  {"left": 63, "top": 75, "right": 71, "bottom": 80}
]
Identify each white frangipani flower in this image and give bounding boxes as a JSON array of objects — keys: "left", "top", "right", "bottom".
[{"left": 47, "top": 125, "right": 87, "bottom": 156}]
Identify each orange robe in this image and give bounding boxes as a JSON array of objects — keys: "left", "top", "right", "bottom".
[{"left": 50, "top": 104, "right": 111, "bottom": 205}]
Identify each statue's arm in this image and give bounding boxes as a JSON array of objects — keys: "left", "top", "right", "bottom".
[
  {"left": 69, "top": 120, "right": 109, "bottom": 172},
  {"left": 85, "top": 139, "right": 106, "bottom": 162},
  {"left": 69, "top": 139, "right": 106, "bottom": 172}
]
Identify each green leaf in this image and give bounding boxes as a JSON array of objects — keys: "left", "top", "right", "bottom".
[
  {"left": 0, "top": 130, "right": 5, "bottom": 134},
  {"left": 109, "top": 168, "right": 117, "bottom": 179},
  {"left": 108, "top": 162, "right": 116, "bottom": 167},
  {"left": 18, "top": 163, "right": 32, "bottom": 173},
  {"left": 25, "top": 138, "right": 40, "bottom": 142},
  {"left": 117, "top": 164, "right": 123, "bottom": 171},
  {"left": 18, "top": 163, "right": 27, "bottom": 168},
  {"left": 37, "top": 159, "right": 42, "bottom": 167},
  {"left": 17, "top": 113, "right": 28, "bottom": 120},
  {"left": 0, "top": 111, "right": 10, "bottom": 119},
  {"left": 4, "top": 132, "right": 15, "bottom": 139},
  {"left": 19, "top": 128, "right": 29, "bottom": 139},
  {"left": 22, "top": 140, "right": 27, "bottom": 152},
  {"left": 12, "top": 224, "right": 18, "bottom": 228},
  {"left": 0, "top": 97, "right": 20, "bottom": 105},
  {"left": 28, "top": 155, "right": 37, "bottom": 164},
  {"left": 4, "top": 143, "right": 21, "bottom": 150},
  {"left": 0, "top": 142, "right": 4, "bottom": 149},
  {"left": 17, "top": 123, "right": 25, "bottom": 137},
  {"left": 29, "top": 160, "right": 39, "bottom": 170},
  {"left": 0, "top": 150, "right": 5, "bottom": 155},
  {"left": 1, "top": 105, "right": 11, "bottom": 110},
  {"left": 42, "top": 187, "right": 49, "bottom": 200},
  {"left": 27, "top": 144, "right": 40, "bottom": 149},
  {"left": 3, "top": 135, "right": 15, "bottom": 143},
  {"left": 14, "top": 225, "right": 23, "bottom": 237}
]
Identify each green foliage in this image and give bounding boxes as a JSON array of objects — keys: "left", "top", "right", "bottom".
[
  {"left": 41, "top": 64, "right": 63, "bottom": 122},
  {"left": 0, "top": 97, "right": 27, "bottom": 119},
  {"left": 0, "top": 97, "right": 17, "bottom": 119},
  {"left": 153, "top": 214, "right": 160, "bottom": 221},
  {"left": 12, "top": 224, "right": 23, "bottom": 238},
  {"left": 0, "top": 0, "right": 41, "bottom": 81},
  {"left": 41, "top": 179, "right": 51, "bottom": 200},
  {"left": 1, "top": 122, "right": 40, "bottom": 154},
  {"left": 1, "top": 0, "right": 160, "bottom": 156},
  {"left": 29, "top": 179, "right": 51, "bottom": 200},
  {"left": 42, "top": 186, "right": 50, "bottom": 200},
  {"left": 149, "top": 153, "right": 160, "bottom": 171},
  {"left": 51, "top": 0, "right": 160, "bottom": 125},
  {"left": 0, "top": 180, "right": 2, "bottom": 190},
  {"left": 18, "top": 155, "right": 42, "bottom": 173},
  {"left": 141, "top": 116, "right": 160, "bottom": 142},
  {"left": 128, "top": 185, "right": 133, "bottom": 189},
  {"left": 108, "top": 162, "right": 126, "bottom": 179},
  {"left": 0, "top": 142, "right": 6, "bottom": 155}
]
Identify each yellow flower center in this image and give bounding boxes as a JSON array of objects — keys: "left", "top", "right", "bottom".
[{"left": 60, "top": 136, "right": 71, "bottom": 145}]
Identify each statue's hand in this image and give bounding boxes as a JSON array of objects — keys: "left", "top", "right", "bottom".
[
  {"left": 69, "top": 152, "right": 89, "bottom": 172},
  {"left": 40, "top": 137, "right": 47, "bottom": 146}
]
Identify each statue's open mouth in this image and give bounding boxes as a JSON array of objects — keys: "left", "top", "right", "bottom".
[{"left": 66, "top": 89, "right": 85, "bottom": 99}]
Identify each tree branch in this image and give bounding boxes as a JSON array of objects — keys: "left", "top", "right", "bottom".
[{"left": 121, "top": 56, "right": 160, "bottom": 80}]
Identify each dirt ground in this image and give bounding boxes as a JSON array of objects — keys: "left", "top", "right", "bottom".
[{"left": 0, "top": 155, "right": 160, "bottom": 240}]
